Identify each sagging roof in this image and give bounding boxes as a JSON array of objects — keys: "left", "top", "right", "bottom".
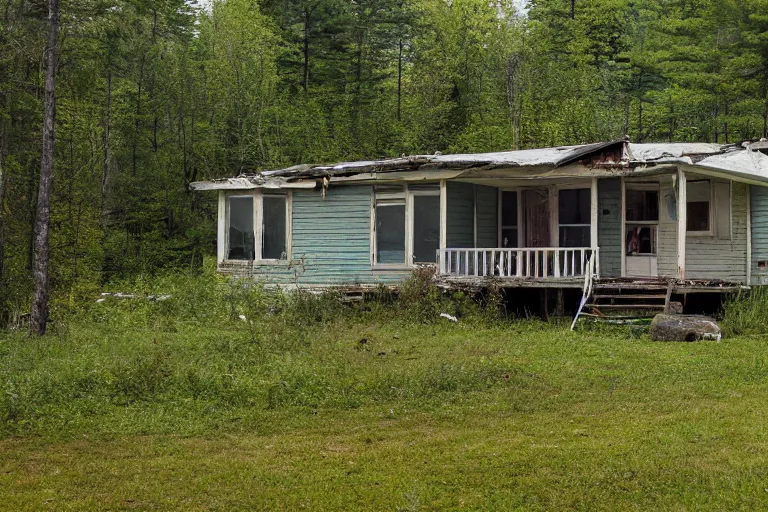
[{"left": 190, "top": 140, "right": 768, "bottom": 190}]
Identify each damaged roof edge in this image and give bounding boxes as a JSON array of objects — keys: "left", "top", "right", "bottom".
[{"left": 189, "top": 141, "right": 768, "bottom": 191}]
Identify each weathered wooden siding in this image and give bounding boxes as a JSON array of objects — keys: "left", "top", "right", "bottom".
[
  {"left": 685, "top": 181, "right": 748, "bottom": 282},
  {"left": 597, "top": 178, "right": 621, "bottom": 277},
  {"left": 220, "top": 186, "right": 410, "bottom": 286},
  {"left": 447, "top": 182, "right": 475, "bottom": 248},
  {"left": 475, "top": 185, "right": 498, "bottom": 247},
  {"left": 657, "top": 179, "right": 678, "bottom": 278},
  {"left": 751, "top": 185, "right": 768, "bottom": 285}
]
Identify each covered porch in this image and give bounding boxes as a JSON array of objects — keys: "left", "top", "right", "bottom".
[{"left": 437, "top": 177, "right": 600, "bottom": 283}]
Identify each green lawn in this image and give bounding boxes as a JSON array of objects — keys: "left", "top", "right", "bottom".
[{"left": 3, "top": 302, "right": 768, "bottom": 510}]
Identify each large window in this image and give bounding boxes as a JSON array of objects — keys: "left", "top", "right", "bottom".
[
  {"left": 227, "top": 196, "right": 255, "bottom": 260},
  {"left": 558, "top": 188, "right": 591, "bottom": 247},
  {"left": 263, "top": 195, "right": 288, "bottom": 260},
  {"left": 500, "top": 191, "right": 518, "bottom": 248},
  {"left": 374, "top": 185, "right": 441, "bottom": 266},
  {"left": 224, "top": 192, "right": 289, "bottom": 262},
  {"left": 412, "top": 195, "right": 441, "bottom": 263},
  {"left": 625, "top": 188, "right": 658, "bottom": 255}
]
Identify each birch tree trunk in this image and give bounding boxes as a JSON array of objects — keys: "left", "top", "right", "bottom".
[{"left": 30, "top": 0, "right": 60, "bottom": 336}]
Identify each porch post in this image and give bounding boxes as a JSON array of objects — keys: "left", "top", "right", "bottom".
[
  {"left": 549, "top": 184, "right": 558, "bottom": 247},
  {"left": 217, "top": 190, "right": 226, "bottom": 264},
  {"left": 747, "top": 185, "right": 752, "bottom": 286},
  {"left": 677, "top": 167, "right": 687, "bottom": 279},
  {"left": 440, "top": 179, "right": 447, "bottom": 249},
  {"left": 591, "top": 177, "right": 599, "bottom": 277}
]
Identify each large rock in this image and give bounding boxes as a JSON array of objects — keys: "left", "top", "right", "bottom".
[{"left": 649, "top": 314, "right": 722, "bottom": 342}]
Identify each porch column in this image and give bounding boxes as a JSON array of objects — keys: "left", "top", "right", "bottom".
[
  {"left": 677, "top": 168, "right": 687, "bottom": 279},
  {"left": 591, "top": 177, "right": 599, "bottom": 276},
  {"left": 747, "top": 185, "right": 752, "bottom": 286},
  {"left": 439, "top": 179, "right": 447, "bottom": 249},
  {"left": 217, "top": 190, "right": 226, "bottom": 264},
  {"left": 548, "top": 184, "right": 558, "bottom": 247}
]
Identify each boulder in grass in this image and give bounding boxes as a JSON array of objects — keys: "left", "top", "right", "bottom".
[{"left": 650, "top": 314, "right": 722, "bottom": 342}]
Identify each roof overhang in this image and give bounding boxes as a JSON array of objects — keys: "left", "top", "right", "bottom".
[{"left": 189, "top": 141, "right": 768, "bottom": 191}]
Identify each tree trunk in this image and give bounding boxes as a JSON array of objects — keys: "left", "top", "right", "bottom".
[
  {"left": 302, "top": 7, "right": 310, "bottom": 92},
  {"left": 397, "top": 37, "right": 403, "bottom": 122},
  {"left": 0, "top": 92, "right": 7, "bottom": 298},
  {"left": 102, "top": 67, "right": 111, "bottom": 226},
  {"left": 132, "top": 55, "right": 145, "bottom": 176},
  {"left": 30, "top": 0, "right": 60, "bottom": 336}
]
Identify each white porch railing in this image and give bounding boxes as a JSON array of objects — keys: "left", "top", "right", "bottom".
[{"left": 437, "top": 247, "right": 600, "bottom": 279}]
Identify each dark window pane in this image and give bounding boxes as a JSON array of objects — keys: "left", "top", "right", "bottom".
[
  {"left": 687, "top": 202, "right": 710, "bottom": 231},
  {"left": 413, "top": 196, "right": 440, "bottom": 262},
  {"left": 625, "top": 190, "right": 659, "bottom": 221},
  {"left": 228, "top": 196, "right": 255, "bottom": 260},
  {"left": 626, "top": 225, "right": 656, "bottom": 255},
  {"left": 501, "top": 191, "right": 517, "bottom": 226},
  {"left": 501, "top": 228, "right": 518, "bottom": 248},
  {"left": 559, "top": 226, "right": 590, "bottom": 247},
  {"left": 376, "top": 204, "right": 405, "bottom": 264},
  {"left": 263, "top": 196, "right": 287, "bottom": 259},
  {"left": 559, "top": 189, "right": 591, "bottom": 225}
]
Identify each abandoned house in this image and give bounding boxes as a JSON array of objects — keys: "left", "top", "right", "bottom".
[{"left": 191, "top": 140, "right": 768, "bottom": 315}]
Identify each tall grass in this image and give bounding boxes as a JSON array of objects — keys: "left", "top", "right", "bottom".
[
  {"left": 0, "top": 263, "right": 512, "bottom": 437},
  {"left": 721, "top": 287, "right": 768, "bottom": 336}
]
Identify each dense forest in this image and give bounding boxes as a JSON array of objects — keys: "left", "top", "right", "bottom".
[{"left": 1, "top": 0, "right": 768, "bottom": 326}]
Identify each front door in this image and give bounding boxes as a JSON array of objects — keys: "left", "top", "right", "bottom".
[
  {"left": 523, "top": 188, "right": 550, "bottom": 247},
  {"left": 624, "top": 186, "right": 659, "bottom": 277}
]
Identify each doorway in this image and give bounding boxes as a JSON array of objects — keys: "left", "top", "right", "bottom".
[
  {"left": 624, "top": 185, "right": 659, "bottom": 277},
  {"left": 523, "top": 188, "right": 550, "bottom": 247}
]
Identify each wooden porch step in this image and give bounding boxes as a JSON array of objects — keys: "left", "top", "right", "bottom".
[
  {"left": 594, "top": 284, "right": 668, "bottom": 291},
  {"left": 593, "top": 294, "right": 667, "bottom": 300},
  {"left": 587, "top": 303, "right": 665, "bottom": 310}
]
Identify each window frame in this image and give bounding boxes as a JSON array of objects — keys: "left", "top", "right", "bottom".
[
  {"left": 557, "top": 186, "right": 592, "bottom": 248},
  {"left": 372, "top": 184, "right": 441, "bottom": 269},
  {"left": 220, "top": 190, "right": 292, "bottom": 265},
  {"left": 225, "top": 194, "right": 256, "bottom": 262},
  {"left": 686, "top": 179, "right": 713, "bottom": 237},
  {"left": 260, "top": 193, "right": 292, "bottom": 263},
  {"left": 498, "top": 189, "right": 521, "bottom": 248}
]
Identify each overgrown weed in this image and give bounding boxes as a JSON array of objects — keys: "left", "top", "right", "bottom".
[
  {"left": 3, "top": 265, "right": 676, "bottom": 437},
  {"left": 721, "top": 288, "right": 768, "bottom": 336}
]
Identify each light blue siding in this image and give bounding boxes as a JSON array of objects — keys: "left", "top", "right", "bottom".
[
  {"left": 686, "top": 181, "right": 748, "bottom": 282},
  {"left": 447, "top": 182, "right": 475, "bottom": 247},
  {"left": 597, "top": 178, "right": 622, "bottom": 277},
  {"left": 752, "top": 185, "right": 768, "bottom": 285},
  {"left": 223, "top": 186, "right": 411, "bottom": 286},
  {"left": 476, "top": 185, "right": 498, "bottom": 247}
]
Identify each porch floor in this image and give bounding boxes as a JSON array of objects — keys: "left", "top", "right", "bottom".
[{"left": 436, "top": 275, "right": 748, "bottom": 294}]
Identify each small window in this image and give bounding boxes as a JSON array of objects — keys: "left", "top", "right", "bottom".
[
  {"left": 227, "top": 195, "right": 255, "bottom": 260},
  {"left": 626, "top": 189, "right": 659, "bottom": 222},
  {"left": 686, "top": 180, "right": 710, "bottom": 233},
  {"left": 559, "top": 188, "right": 591, "bottom": 248},
  {"left": 263, "top": 195, "right": 287, "bottom": 260},
  {"left": 501, "top": 191, "right": 518, "bottom": 248},
  {"left": 626, "top": 226, "right": 657, "bottom": 255}
]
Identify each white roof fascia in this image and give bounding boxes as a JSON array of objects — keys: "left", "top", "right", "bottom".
[{"left": 189, "top": 178, "right": 317, "bottom": 191}]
